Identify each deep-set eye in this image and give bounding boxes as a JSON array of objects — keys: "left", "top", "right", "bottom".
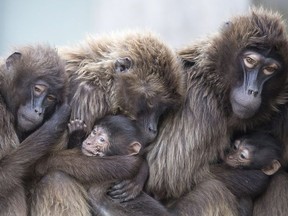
[
  {"left": 34, "top": 86, "right": 43, "bottom": 96},
  {"left": 239, "top": 149, "right": 249, "bottom": 160},
  {"left": 99, "top": 137, "right": 105, "bottom": 142},
  {"left": 243, "top": 56, "right": 257, "bottom": 68},
  {"left": 34, "top": 84, "right": 46, "bottom": 96},
  {"left": 46, "top": 94, "right": 56, "bottom": 102},
  {"left": 240, "top": 153, "right": 246, "bottom": 159},
  {"left": 92, "top": 130, "right": 97, "bottom": 135},
  {"left": 34, "top": 86, "right": 41, "bottom": 93},
  {"left": 263, "top": 66, "right": 277, "bottom": 75}
]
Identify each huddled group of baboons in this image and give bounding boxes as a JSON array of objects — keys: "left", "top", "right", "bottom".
[{"left": 0, "top": 7, "right": 288, "bottom": 216}]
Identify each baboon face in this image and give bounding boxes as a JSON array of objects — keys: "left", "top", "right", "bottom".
[
  {"left": 112, "top": 36, "right": 183, "bottom": 142},
  {"left": 2, "top": 46, "right": 67, "bottom": 135},
  {"left": 61, "top": 32, "right": 184, "bottom": 143},
  {"left": 225, "top": 133, "right": 281, "bottom": 176},
  {"left": 218, "top": 11, "right": 288, "bottom": 120},
  {"left": 115, "top": 70, "right": 172, "bottom": 143},
  {"left": 230, "top": 49, "right": 284, "bottom": 119}
]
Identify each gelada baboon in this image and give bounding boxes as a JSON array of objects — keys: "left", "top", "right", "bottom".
[
  {"left": 0, "top": 45, "right": 70, "bottom": 216},
  {"left": 63, "top": 31, "right": 184, "bottom": 140},
  {"left": 67, "top": 115, "right": 160, "bottom": 215},
  {"left": 30, "top": 31, "right": 184, "bottom": 215},
  {"left": 67, "top": 115, "right": 147, "bottom": 157},
  {"left": 212, "top": 132, "right": 282, "bottom": 216},
  {"left": 143, "top": 8, "right": 288, "bottom": 216},
  {"left": 0, "top": 45, "right": 68, "bottom": 141}
]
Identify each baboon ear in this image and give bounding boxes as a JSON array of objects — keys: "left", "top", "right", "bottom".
[
  {"left": 6, "top": 52, "right": 22, "bottom": 70},
  {"left": 177, "top": 51, "right": 195, "bottom": 69},
  {"left": 222, "top": 21, "right": 233, "bottom": 31},
  {"left": 115, "top": 57, "right": 132, "bottom": 73},
  {"left": 128, "top": 141, "right": 142, "bottom": 156},
  {"left": 261, "top": 160, "right": 281, "bottom": 175}
]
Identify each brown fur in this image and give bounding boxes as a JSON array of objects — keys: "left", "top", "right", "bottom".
[
  {"left": 60, "top": 30, "right": 184, "bottom": 132},
  {"left": 253, "top": 171, "right": 288, "bottom": 216},
  {"left": 30, "top": 171, "right": 90, "bottom": 216},
  {"left": 146, "top": 8, "right": 288, "bottom": 215},
  {"left": 0, "top": 45, "right": 70, "bottom": 216},
  {"left": 30, "top": 31, "right": 185, "bottom": 215}
]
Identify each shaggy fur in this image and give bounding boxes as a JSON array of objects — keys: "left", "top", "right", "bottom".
[
  {"left": 1, "top": 45, "right": 67, "bottom": 118},
  {"left": 146, "top": 8, "right": 288, "bottom": 215},
  {"left": 0, "top": 45, "right": 70, "bottom": 216},
  {"left": 253, "top": 171, "right": 288, "bottom": 216},
  {"left": 60, "top": 31, "right": 184, "bottom": 132},
  {"left": 30, "top": 31, "right": 185, "bottom": 215}
]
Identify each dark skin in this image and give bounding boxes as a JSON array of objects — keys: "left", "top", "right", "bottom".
[
  {"left": 2, "top": 48, "right": 67, "bottom": 141},
  {"left": 34, "top": 115, "right": 170, "bottom": 216},
  {"left": 67, "top": 115, "right": 149, "bottom": 204},
  {"left": 212, "top": 132, "right": 282, "bottom": 216},
  {"left": 0, "top": 45, "right": 70, "bottom": 216},
  {"left": 141, "top": 9, "right": 288, "bottom": 216},
  {"left": 230, "top": 49, "right": 283, "bottom": 119},
  {"left": 30, "top": 31, "right": 184, "bottom": 216}
]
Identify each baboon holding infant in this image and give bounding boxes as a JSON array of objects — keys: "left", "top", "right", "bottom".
[
  {"left": 145, "top": 8, "right": 288, "bottom": 216},
  {"left": 4, "top": 8, "right": 287, "bottom": 216},
  {"left": 30, "top": 31, "right": 184, "bottom": 215}
]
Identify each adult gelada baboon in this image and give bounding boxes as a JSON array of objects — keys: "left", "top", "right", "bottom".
[
  {"left": 30, "top": 31, "right": 184, "bottom": 215},
  {"left": 144, "top": 8, "right": 288, "bottom": 216},
  {"left": 0, "top": 45, "right": 70, "bottom": 216}
]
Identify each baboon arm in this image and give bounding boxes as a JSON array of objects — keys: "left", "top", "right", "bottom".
[
  {"left": 0, "top": 104, "right": 70, "bottom": 197},
  {"left": 108, "top": 160, "right": 149, "bottom": 202},
  {"left": 36, "top": 149, "right": 142, "bottom": 184}
]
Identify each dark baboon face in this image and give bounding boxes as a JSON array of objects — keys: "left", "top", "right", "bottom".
[
  {"left": 16, "top": 79, "right": 58, "bottom": 132},
  {"left": 217, "top": 10, "right": 288, "bottom": 120},
  {"left": 61, "top": 32, "right": 184, "bottom": 143},
  {"left": 230, "top": 49, "right": 283, "bottom": 119},
  {"left": 225, "top": 132, "right": 281, "bottom": 175},
  {"left": 110, "top": 34, "right": 184, "bottom": 142},
  {"left": 115, "top": 73, "right": 172, "bottom": 142},
  {"left": 1, "top": 45, "right": 67, "bottom": 136}
]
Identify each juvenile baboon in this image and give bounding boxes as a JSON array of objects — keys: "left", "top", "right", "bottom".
[
  {"left": 0, "top": 45, "right": 68, "bottom": 141},
  {"left": 67, "top": 115, "right": 165, "bottom": 215},
  {"left": 143, "top": 8, "right": 288, "bottom": 216},
  {"left": 0, "top": 45, "right": 70, "bottom": 216},
  {"left": 212, "top": 132, "right": 282, "bottom": 216},
  {"left": 30, "top": 31, "right": 184, "bottom": 215}
]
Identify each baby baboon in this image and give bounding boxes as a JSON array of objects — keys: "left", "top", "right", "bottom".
[{"left": 31, "top": 31, "right": 184, "bottom": 216}]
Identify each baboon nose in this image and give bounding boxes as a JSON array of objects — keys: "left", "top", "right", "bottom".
[
  {"left": 148, "top": 125, "right": 157, "bottom": 134},
  {"left": 247, "top": 89, "right": 258, "bottom": 97},
  {"left": 34, "top": 108, "right": 43, "bottom": 115}
]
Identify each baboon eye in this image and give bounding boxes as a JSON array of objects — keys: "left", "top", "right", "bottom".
[
  {"left": 263, "top": 65, "right": 278, "bottom": 75},
  {"left": 240, "top": 153, "right": 246, "bottom": 159},
  {"left": 100, "top": 137, "right": 105, "bottom": 142},
  {"left": 244, "top": 56, "right": 257, "bottom": 68},
  {"left": 34, "top": 84, "right": 47, "bottom": 96},
  {"left": 47, "top": 94, "right": 56, "bottom": 102},
  {"left": 34, "top": 86, "right": 41, "bottom": 93},
  {"left": 239, "top": 149, "right": 249, "bottom": 160}
]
